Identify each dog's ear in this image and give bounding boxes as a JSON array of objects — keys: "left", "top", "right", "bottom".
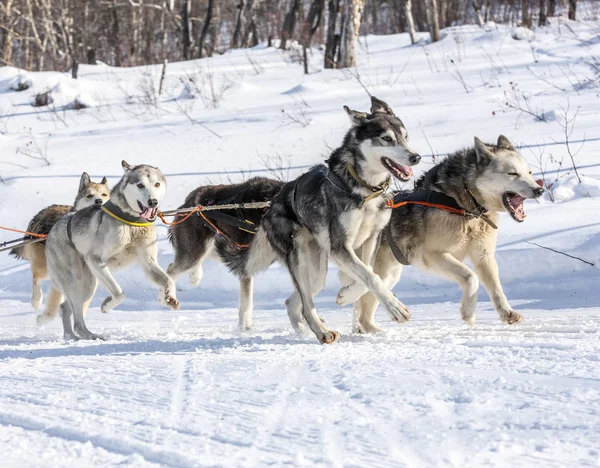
[
  {"left": 370, "top": 96, "right": 395, "bottom": 116},
  {"left": 497, "top": 135, "right": 515, "bottom": 151},
  {"left": 121, "top": 160, "right": 131, "bottom": 173},
  {"left": 474, "top": 137, "right": 494, "bottom": 164},
  {"left": 79, "top": 172, "right": 90, "bottom": 191},
  {"left": 343, "top": 105, "right": 368, "bottom": 126},
  {"left": 100, "top": 176, "right": 108, "bottom": 185}
]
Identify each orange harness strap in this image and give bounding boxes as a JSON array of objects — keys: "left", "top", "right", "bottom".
[
  {"left": 158, "top": 206, "right": 202, "bottom": 227},
  {"left": 0, "top": 225, "right": 48, "bottom": 239},
  {"left": 386, "top": 199, "right": 466, "bottom": 216},
  {"left": 158, "top": 207, "right": 249, "bottom": 249}
]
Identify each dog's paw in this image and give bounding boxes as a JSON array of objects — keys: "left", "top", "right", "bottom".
[
  {"left": 31, "top": 294, "right": 43, "bottom": 310},
  {"left": 383, "top": 295, "right": 410, "bottom": 323},
  {"left": 36, "top": 313, "right": 52, "bottom": 327},
  {"left": 461, "top": 308, "right": 476, "bottom": 326},
  {"left": 336, "top": 283, "right": 368, "bottom": 307},
  {"left": 101, "top": 293, "right": 125, "bottom": 313},
  {"left": 355, "top": 321, "right": 385, "bottom": 334},
  {"left": 164, "top": 295, "right": 180, "bottom": 310},
  {"left": 500, "top": 309, "right": 522, "bottom": 325},
  {"left": 319, "top": 330, "right": 340, "bottom": 345}
]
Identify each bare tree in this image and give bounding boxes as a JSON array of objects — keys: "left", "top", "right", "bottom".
[
  {"left": 182, "top": 0, "right": 192, "bottom": 60},
  {"left": 281, "top": 0, "right": 302, "bottom": 50},
  {"left": 339, "top": 0, "right": 365, "bottom": 68},
  {"left": 522, "top": 0, "right": 532, "bottom": 28},
  {"left": 198, "top": 0, "right": 214, "bottom": 58},
  {"left": 568, "top": 0, "right": 576, "bottom": 20},
  {"left": 473, "top": 0, "right": 485, "bottom": 27},
  {"left": 426, "top": 0, "right": 441, "bottom": 42},
  {"left": 301, "top": 0, "right": 325, "bottom": 73},
  {"left": 324, "top": 0, "right": 341, "bottom": 68},
  {"left": 405, "top": 0, "right": 417, "bottom": 43}
]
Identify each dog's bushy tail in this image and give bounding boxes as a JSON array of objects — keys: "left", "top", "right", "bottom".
[
  {"left": 217, "top": 228, "right": 277, "bottom": 278},
  {"left": 8, "top": 245, "right": 25, "bottom": 260}
]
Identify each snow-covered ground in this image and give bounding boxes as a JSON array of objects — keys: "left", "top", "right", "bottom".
[{"left": 1, "top": 19, "right": 600, "bottom": 467}]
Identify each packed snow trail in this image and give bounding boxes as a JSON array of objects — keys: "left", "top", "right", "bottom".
[{"left": 1, "top": 300, "right": 600, "bottom": 467}]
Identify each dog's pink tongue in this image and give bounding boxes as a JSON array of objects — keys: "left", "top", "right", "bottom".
[
  {"left": 510, "top": 195, "right": 526, "bottom": 220},
  {"left": 399, "top": 165, "right": 413, "bottom": 177},
  {"left": 140, "top": 207, "right": 156, "bottom": 220}
]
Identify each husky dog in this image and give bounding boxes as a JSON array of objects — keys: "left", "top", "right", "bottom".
[
  {"left": 342, "top": 136, "right": 544, "bottom": 333},
  {"left": 167, "top": 177, "right": 283, "bottom": 330},
  {"left": 220, "top": 97, "right": 421, "bottom": 343},
  {"left": 46, "top": 161, "right": 179, "bottom": 340},
  {"left": 9, "top": 173, "right": 110, "bottom": 325}
]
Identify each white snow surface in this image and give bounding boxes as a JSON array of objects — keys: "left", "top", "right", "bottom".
[{"left": 1, "top": 19, "right": 600, "bottom": 467}]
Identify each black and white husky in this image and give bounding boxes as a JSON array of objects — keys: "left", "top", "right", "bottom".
[{"left": 220, "top": 97, "right": 421, "bottom": 343}]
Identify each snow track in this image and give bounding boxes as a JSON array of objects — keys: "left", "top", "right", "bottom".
[{"left": 1, "top": 304, "right": 599, "bottom": 467}]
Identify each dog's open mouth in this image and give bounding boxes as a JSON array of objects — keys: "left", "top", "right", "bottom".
[
  {"left": 503, "top": 192, "right": 526, "bottom": 222},
  {"left": 382, "top": 157, "right": 412, "bottom": 182},
  {"left": 137, "top": 201, "right": 158, "bottom": 221}
]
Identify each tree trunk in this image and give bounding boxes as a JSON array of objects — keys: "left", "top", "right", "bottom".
[
  {"left": 426, "top": 0, "right": 441, "bottom": 42},
  {"left": 339, "top": 0, "right": 365, "bottom": 68},
  {"left": 232, "top": 0, "right": 245, "bottom": 48},
  {"left": 182, "top": 0, "right": 192, "bottom": 60},
  {"left": 324, "top": 0, "right": 341, "bottom": 68},
  {"left": 281, "top": 0, "right": 302, "bottom": 50},
  {"left": 301, "top": 0, "right": 325, "bottom": 74},
  {"left": 547, "top": 0, "right": 556, "bottom": 16},
  {"left": 538, "top": 0, "right": 546, "bottom": 25},
  {"left": 568, "top": 0, "right": 576, "bottom": 20},
  {"left": 370, "top": 0, "right": 378, "bottom": 34},
  {"left": 1, "top": 0, "right": 15, "bottom": 65},
  {"left": 405, "top": 0, "right": 417, "bottom": 43},
  {"left": 242, "top": 0, "right": 258, "bottom": 47},
  {"left": 198, "top": 0, "right": 214, "bottom": 57},
  {"left": 521, "top": 0, "right": 532, "bottom": 27},
  {"left": 111, "top": 0, "right": 122, "bottom": 66},
  {"left": 473, "top": 0, "right": 485, "bottom": 26}
]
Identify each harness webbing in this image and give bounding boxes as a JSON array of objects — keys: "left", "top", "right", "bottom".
[{"left": 385, "top": 189, "right": 498, "bottom": 265}]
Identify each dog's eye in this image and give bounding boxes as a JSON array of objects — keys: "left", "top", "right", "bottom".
[
  {"left": 137, "top": 183, "right": 145, "bottom": 189},
  {"left": 382, "top": 135, "right": 393, "bottom": 143},
  {"left": 86, "top": 194, "right": 93, "bottom": 198},
  {"left": 102, "top": 194, "right": 108, "bottom": 197},
  {"left": 155, "top": 182, "right": 161, "bottom": 188},
  {"left": 508, "top": 172, "right": 519, "bottom": 177}
]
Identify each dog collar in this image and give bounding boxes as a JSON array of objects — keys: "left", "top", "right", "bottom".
[
  {"left": 101, "top": 200, "right": 155, "bottom": 227},
  {"left": 464, "top": 190, "right": 497, "bottom": 229},
  {"left": 346, "top": 162, "right": 391, "bottom": 203}
]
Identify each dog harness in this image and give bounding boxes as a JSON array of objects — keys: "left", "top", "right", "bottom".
[
  {"left": 101, "top": 200, "right": 155, "bottom": 227},
  {"left": 198, "top": 191, "right": 260, "bottom": 236},
  {"left": 385, "top": 188, "right": 498, "bottom": 265}
]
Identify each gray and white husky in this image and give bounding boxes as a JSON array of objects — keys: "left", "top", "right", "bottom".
[
  {"left": 9, "top": 173, "right": 110, "bottom": 325},
  {"left": 341, "top": 136, "right": 544, "bottom": 333},
  {"left": 220, "top": 97, "right": 421, "bottom": 343},
  {"left": 46, "top": 161, "right": 179, "bottom": 340}
]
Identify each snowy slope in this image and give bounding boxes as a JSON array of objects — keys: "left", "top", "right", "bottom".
[{"left": 1, "top": 19, "right": 600, "bottom": 467}]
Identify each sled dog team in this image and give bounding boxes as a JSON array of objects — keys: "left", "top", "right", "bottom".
[{"left": 11, "top": 97, "right": 544, "bottom": 343}]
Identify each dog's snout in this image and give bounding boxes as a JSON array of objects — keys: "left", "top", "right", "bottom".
[
  {"left": 409, "top": 153, "right": 421, "bottom": 165},
  {"left": 148, "top": 198, "right": 159, "bottom": 208},
  {"left": 533, "top": 186, "right": 544, "bottom": 198},
  {"left": 94, "top": 198, "right": 103, "bottom": 205}
]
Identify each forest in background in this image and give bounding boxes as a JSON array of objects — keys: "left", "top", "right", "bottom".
[{"left": 0, "top": 0, "right": 596, "bottom": 77}]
